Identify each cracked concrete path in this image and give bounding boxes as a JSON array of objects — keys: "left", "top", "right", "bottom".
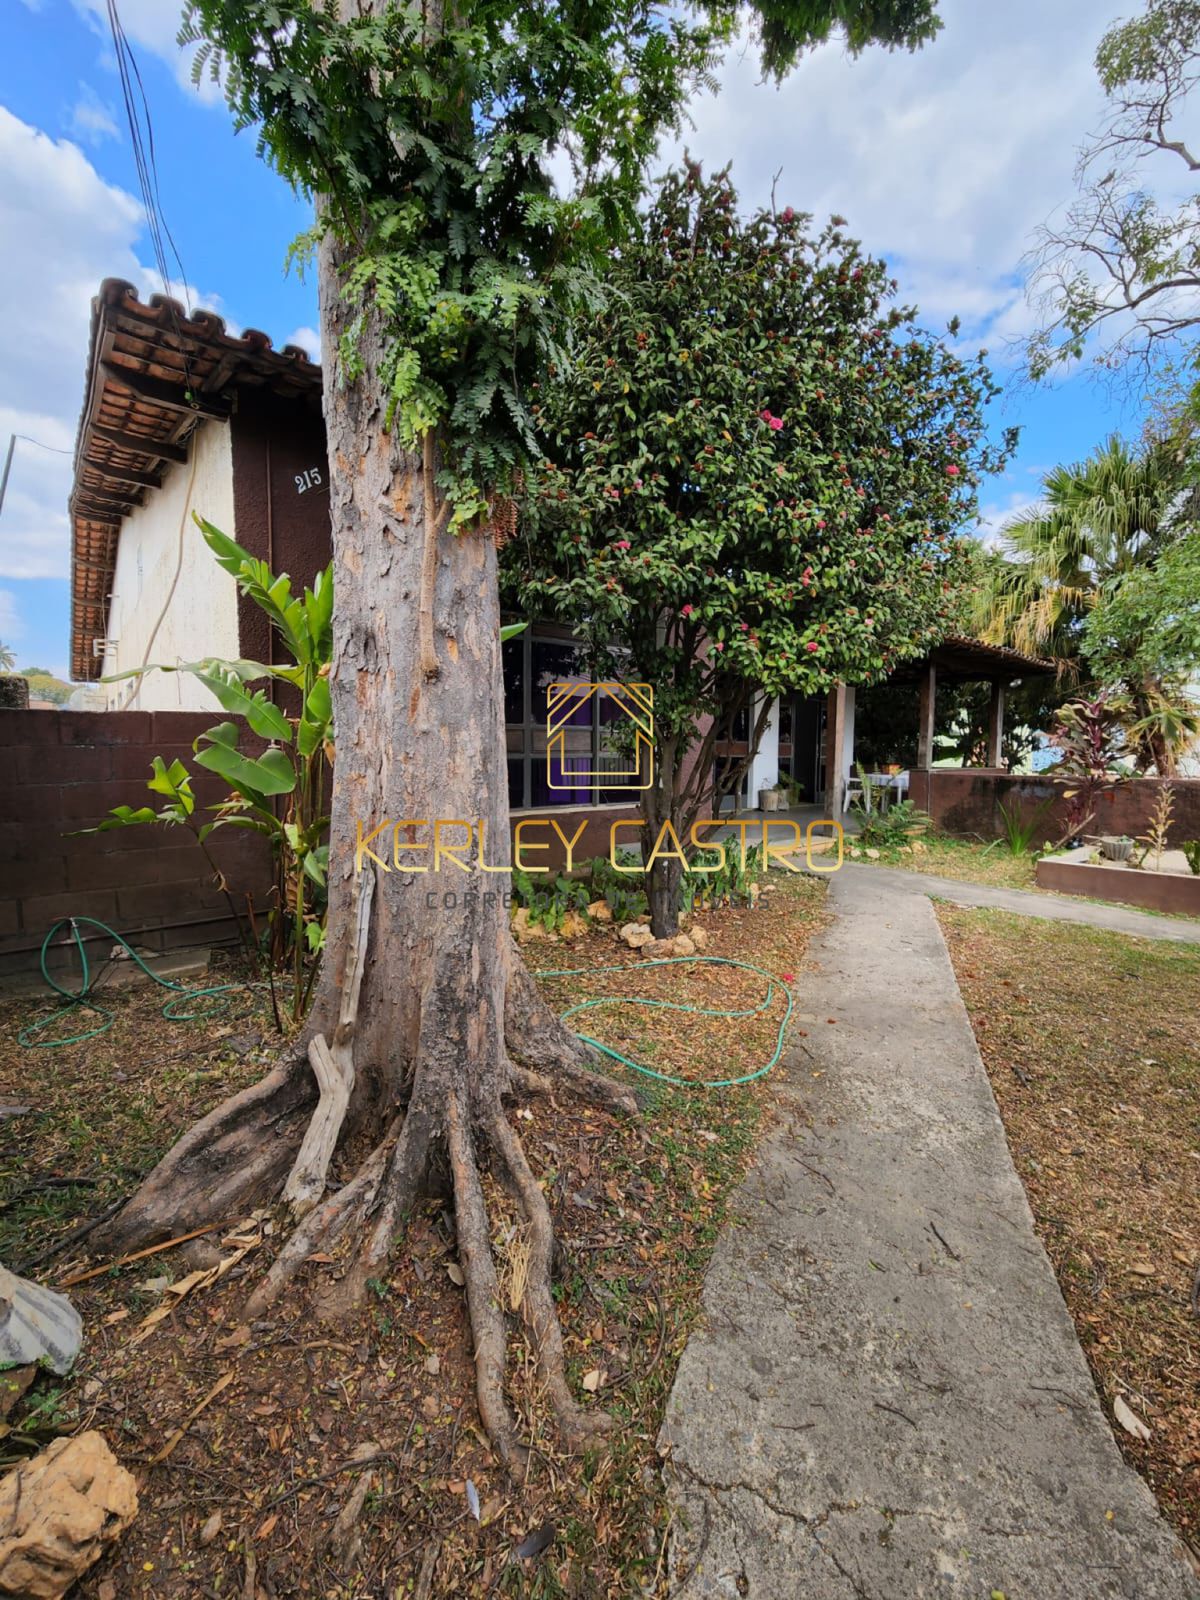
[{"left": 660, "top": 870, "right": 1199, "bottom": 1599}]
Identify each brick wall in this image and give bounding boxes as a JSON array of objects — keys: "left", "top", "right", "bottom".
[
  {"left": 907, "top": 768, "right": 1200, "bottom": 843},
  {"left": 0, "top": 712, "right": 644, "bottom": 981},
  {"left": 0, "top": 710, "right": 272, "bottom": 981}
]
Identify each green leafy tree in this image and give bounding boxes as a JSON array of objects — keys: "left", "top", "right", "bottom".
[
  {"left": 513, "top": 164, "right": 1011, "bottom": 933},
  {"left": 0, "top": 641, "right": 15, "bottom": 673},
  {"left": 1027, "top": 0, "right": 1200, "bottom": 380},
  {"left": 103, "top": 0, "right": 948, "bottom": 1466},
  {"left": 981, "top": 435, "right": 1196, "bottom": 770},
  {"left": 17, "top": 669, "right": 72, "bottom": 706}
]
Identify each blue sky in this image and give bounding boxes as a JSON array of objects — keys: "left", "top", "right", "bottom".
[{"left": 0, "top": 0, "right": 1155, "bottom": 679}]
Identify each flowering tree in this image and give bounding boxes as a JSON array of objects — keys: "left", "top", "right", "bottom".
[
  {"left": 512, "top": 165, "right": 1013, "bottom": 934},
  {"left": 97, "top": 0, "right": 949, "bottom": 1468}
]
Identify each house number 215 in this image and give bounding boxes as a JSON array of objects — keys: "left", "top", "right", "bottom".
[{"left": 295, "top": 467, "right": 323, "bottom": 494}]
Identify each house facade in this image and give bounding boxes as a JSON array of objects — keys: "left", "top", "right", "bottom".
[{"left": 70, "top": 281, "right": 1050, "bottom": 833}]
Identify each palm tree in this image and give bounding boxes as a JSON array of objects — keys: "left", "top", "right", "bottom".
[
  {"left": 980, "top": 436, "right": 1199, "bottom": 773},
  {"left": 981, "top": 436, "right": 1175, "bottom": 663},
  {"left": 0, "top": 641, "right": 16, "bottom": 673}
]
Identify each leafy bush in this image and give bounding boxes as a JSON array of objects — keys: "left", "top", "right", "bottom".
[
  {"left": 511, "top": 868, "right": 592, "bottom": 933},
  {"left": 992, "top": 797, "right": 1053, "bottom": 857},
  {"left": 853, "top": 798, "right": 931, "bottom": 851},
  {"left": 1182, "top": 840, "right": 1200, "bottom": 876}
]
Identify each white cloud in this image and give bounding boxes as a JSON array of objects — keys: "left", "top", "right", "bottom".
[
  {"left": 69, "top": 83, "right": 120, "bottom": 146},
  {"left": 665, "top": 0, "right": 1111, "bottom": 357},
  {"left": 0, "top": 107, "right": 231, "bottom": 585},
  {"left": 285, "top": 325, "right": 322, "bottom": 363},
  {"left": 977, "top": 489, "right": 1043, "bottom": 547},
  {"left": 70, "top": 1, "right": 220, "bottom": 100},
  {"left": 0, "top": 589, "right": 23, "bottom": 641}
]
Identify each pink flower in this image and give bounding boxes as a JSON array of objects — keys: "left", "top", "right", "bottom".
[
  {"left": 806, "top": 641, "right": 819, "bottom": 653},
  {"left": 945, "top": 464, "right": 960, "bottom": 477},
  {"left": 614, "top": 540, "right": 631, "bottom": 551},
  {"left": 768, "top": 416, "right": 783, "bottom": 432},
  {"left": 633, "top": 478, "right": 643, "bottom": 489},
  {"left": 714, "top": 641, "right": 725, "bottom": 652},
  {"left": 681, "top": 603, "right": 695, "bottom": 617},
  {"left": 739, "top": 621, "right": 749, "bottom": 631},
  {"left": 760, "top": 409, "right": 772, "bottom": 422},
  {"left": 781, "top": 971, "right": 796, "bottom": 983},
  {"left": 781, "top": 207, "right": 795, "bottom": 223}
]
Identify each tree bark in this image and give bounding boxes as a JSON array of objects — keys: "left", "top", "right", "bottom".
[{"left": 92, "top": 144, "right": 633, "bottom": 1465}]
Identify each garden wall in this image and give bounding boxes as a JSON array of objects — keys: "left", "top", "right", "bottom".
[
  {"left": 0, "top": 711, "right": 642, "bottom": 982},
  {"left": 0, "top": 709, "right": 272, "bottom": 983},
  {"left": 907, "top": 768, "right": 1200, "bottom": 844}
]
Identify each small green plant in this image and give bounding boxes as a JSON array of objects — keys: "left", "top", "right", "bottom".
[
  {"left": 1182, "top": 840, "right": 1200, "bottom": 876},
  {"left": 588, "top": 852, "right": 649, "bottom": 924},
  {"left": 511, "top": 868, "right": 592, "bottom": 932},
  {"left": 994, "top": 797, "right": 1053, "bottom": 856},
  {"left": 684, "top": 843, "right": 767, "bottom": 911},
  {"left": 854, "top": 798, "right": 931, "bottom": 851}
]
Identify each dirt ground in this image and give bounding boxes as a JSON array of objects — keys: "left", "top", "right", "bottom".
[
  {"left": 940, "top": 904, "right": 1200, "bottom": 1564},
  {"left": 0, "top": 874, "right": 826, "bottom": 1598}
]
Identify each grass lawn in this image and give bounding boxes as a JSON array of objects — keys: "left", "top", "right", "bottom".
[
  {"left": 939, "top": 905, "right": 1200, "bottom": 1559},
  {"left": 0, "top": 874, "right": 826, "bottom": 1599},
  {"left": 847, "top": 831, "right": 1038, "bottom": 890}
]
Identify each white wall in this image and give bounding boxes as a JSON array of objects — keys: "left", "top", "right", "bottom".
[
  {"left": 100, "top": 422, "right": 240, "bottom": 712},
  {"left": 747, "top": 694, "right": 780, "bottom": 800}
]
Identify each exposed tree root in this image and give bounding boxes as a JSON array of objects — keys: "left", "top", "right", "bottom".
[
  {"left": 95, "top": 1048, "right": 314, "bottom": 1256},
  {"left": 447, "top": 1091, "right": 529, "bottom": 1474},
  {"left": 490, "top": 1112, "right": 611, "bottom": 1446},
  {"left": 504, "top": 954, "right": 639, "bottom": 1115},
  {"left": 282, "top": 873, "right": 374, "bottom": 1220},
  {"left": 243, "top": 1124, "right": 398, "bottom": 1321}
]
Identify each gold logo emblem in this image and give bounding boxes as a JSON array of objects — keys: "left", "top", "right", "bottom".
[{"left": 545, "top": 681, "right": 654, "bottom": 792}]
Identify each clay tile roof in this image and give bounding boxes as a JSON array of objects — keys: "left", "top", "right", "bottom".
[{"left": 70, "top": 279, "right": 323, "bottom": 681}]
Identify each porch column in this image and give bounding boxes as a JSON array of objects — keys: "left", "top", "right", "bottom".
[
  {"left": 825, "top": 682, "right": 852, "bottom": 816},
  {"left": 747, "top": 695, "right": 781, "bottom": 805},
  {"left": 987, "top": 680, "right": 1006, "bottom": 769},
  {"left": 916, "top": 662, "right": 937, "bottom": 770}
]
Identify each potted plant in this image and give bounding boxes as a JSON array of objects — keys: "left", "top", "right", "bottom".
[
  {"left": 759, "top": 782, "right": 785, "bottom": 813},
  {"left": 1098, "top": 835, "right": 1134, "bottom": 862}
]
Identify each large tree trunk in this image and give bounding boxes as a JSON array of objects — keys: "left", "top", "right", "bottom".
[
  {"left": 94, "top": 203, "right": 636, "bottom": 1471},
  {"left": 641, "top": 737, "right": 683, "bottom": 938}
]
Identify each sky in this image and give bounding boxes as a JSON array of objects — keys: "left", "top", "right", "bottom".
[{"left": 0, "top": 0, "right": 1162, "bottom": 680}]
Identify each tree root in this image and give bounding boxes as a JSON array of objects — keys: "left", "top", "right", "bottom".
[
  {"left": 504, "top": 956, "right": 639, "bottom": 1116},
  {"left": 95, "top": 1047, "right": 314, "bottom": 1256},
  {"left": 447, "top": 1091, "right": 529, "bottom": 1474},
  {"left": 243, "top": 1124, "right": 397, "bottom": 1321},
  {"left": 490, "top": 1112, "right": 610, "bottom": 1446}
]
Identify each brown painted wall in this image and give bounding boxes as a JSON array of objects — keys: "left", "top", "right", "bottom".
[
  {"left": 230, "top": 388, "right": 331, "bottom": 668},
  {"left": 1035, "top": 856, "right": 1200, "bottom": 915},
  {"left": 0, "top": 711, "right": 642, "bottom": 979},
  {"left": 907, "top": 768, "right": 1200, "bottom": 844},
  {"left": 0, "top": 710, "right": 272, "bottom": 981}
]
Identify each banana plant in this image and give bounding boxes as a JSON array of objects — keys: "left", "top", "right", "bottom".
[
  {"left": 88, "top": 514, "right": 526, "bottom": 1025},
  {"left": 89, "top": 515, "right": 334, "bottom": 1025}
]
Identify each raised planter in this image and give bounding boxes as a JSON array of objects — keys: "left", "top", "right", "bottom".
[{"left": 1036, "top": 853, "right": 1200, "bottom": 916}]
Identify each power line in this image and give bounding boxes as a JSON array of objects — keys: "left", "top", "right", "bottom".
[{"left": 0, "top": 433, "right": 75, "bottom": 522}]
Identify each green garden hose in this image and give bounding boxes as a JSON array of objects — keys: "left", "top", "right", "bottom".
[
  {"left": 18, "top": 918, "right": 244, "bottom": 1049},
  {"left": 539, "top": 955, "right": 794, "bottom": 1089}
]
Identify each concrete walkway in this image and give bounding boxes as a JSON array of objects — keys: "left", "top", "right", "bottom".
[
  {"left": 832, "top": 859, "right": 1200, "bottom": 944},
  {"left": 660, "top": 870, "right": 1199, "bottom": 1598}
]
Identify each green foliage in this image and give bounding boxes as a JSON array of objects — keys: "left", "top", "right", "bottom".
[
  {"left": 1044, "top": 694, "right": 1124, "bottom": 841},
  {"left": 91, "top": 517, "right": 334, "bottom": 1022},
  {"left": 993, "top": 797, "right": 1053, "bottom": 857},
  {"left": 179, "top": 0, "right": 941, "bottom": 521},
  {"left": 1181, "top": 839, "right": 1200, "bottom": 873},
  {"left": 511, "top": 162, "right": 1009, "bottom": 845},
  {"left": 17, "top": 669, "right": 71, "bottom": 705},
  {"left": 684, "top": 843, "right": 767, "bottom": 911},
  {"left": 0, "top": 641, "right": 15, "bottom": 673},
  {"left": 1083, "top": 530, "right": 1200, "bottom": 685},
  {"left": 852, "top": 793, "right": 931, "bottom": 850},
  {"left": 588, "top": 852, "right": 650, "bottom": 924},
  {"left": 511, "top": 868, "right": 592, "bottom": 933}
]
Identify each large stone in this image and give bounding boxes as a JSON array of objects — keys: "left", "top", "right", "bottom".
[
  {"left": 689, "top": 925, "right": 709, "bottom": 951},
  {"left": 619, "top": 922, "right": 652, "bottom": 949},
  {"left": 641, "top": 937, "right": 677, "bottom": 959},
  {"left": 672, "top": 935, "right": 696, "bottom": 957},
  {"left": 0, "top": 1432, "right": 138, "bottom": 1599},
  {"left": 586, "top": 900, "right": 613, "bottom": 923},
  {"left": 0, "top": 1268, "right": 81, "bottom": 1377}
]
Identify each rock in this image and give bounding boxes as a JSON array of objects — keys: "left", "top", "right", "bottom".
[
  {"left": 673, "top": 935, "right": 696, "bottom": 957},
  {"left": 690, "top": 925, "right": 709, "bottom": 951},
  {"left": 0, "top": 1267, "right": 81, "bottom": 1377},
  {"left": 642, "top": 938, "right": 676, "bottom": 959},
  {"left": 865, "top": 847, "right": 881, "bottom": 860},
  {"left": 586, "top": 900, "right": 613, "bottom": 923},
  {"left": 559, "top": 909, "right": 588, "bottom": 940},
  {"left": 0, "top": 1432, "right": 137, "bottom": 1599},
  {"left": 177, "top": 1239, "right": 222, "bottom": 1273},
  {"left": 620, "top": 923, "right": 653, "bottom": 949}
]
